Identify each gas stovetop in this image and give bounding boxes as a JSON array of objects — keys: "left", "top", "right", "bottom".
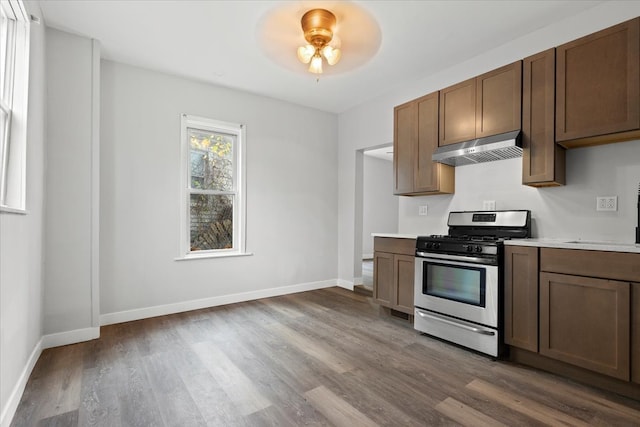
[
  {"left": 425, "top": 234, "right": 509, "bottom": 242},
  {"left": 415, "top": 210, "right": 531, "bottom": 258},
  {"left": 416, "top": 235, "right": 500, "bottom": 257}
]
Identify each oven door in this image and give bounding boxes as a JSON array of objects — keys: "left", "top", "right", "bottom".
[{"left": 414, "top": 253, "right": 498, "bottom": 328}]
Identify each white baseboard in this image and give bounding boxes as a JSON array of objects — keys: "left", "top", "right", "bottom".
[
  {"left": 336, "top": 279, "right": 354, "bottom": 291},
  {"left": 41, "top": 327, "right": 100, "bottom": 349},
  {"left": 100, "top": 279, "right": 337, "bottom": 326},
  {"left": 1, "top": 338, "right": 43, "bottom": 427}
]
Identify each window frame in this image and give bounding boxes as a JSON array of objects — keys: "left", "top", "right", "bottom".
[
  {"left": 0, "top": 0, "right": 30, "bottom": 213},
  {"left": 178, "top": 114, "right": 248, "bottom": 260}
]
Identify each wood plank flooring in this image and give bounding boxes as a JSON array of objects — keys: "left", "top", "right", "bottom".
[{"left": 11, "top": 287, "right": 640, "bottom": 426}]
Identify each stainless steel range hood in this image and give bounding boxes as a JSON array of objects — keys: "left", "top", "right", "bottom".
[{"left": 432, "top": 130, "right": 522, "bottom": 166}]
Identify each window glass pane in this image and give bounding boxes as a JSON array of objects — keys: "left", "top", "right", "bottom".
[
  {"left": 190, "top": 194, "right": 234, "bottom": 251},
  {"left": 0, "top": 12, "right": 15, "bottom": 104},
  {"left": 188, "top": 127, "right": 234, "bottom": 191},
  {"left": 0, "top": 108, "right": 7, "bottom": 193}
]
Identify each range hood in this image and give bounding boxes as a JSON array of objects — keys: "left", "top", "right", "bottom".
[{"left": 432, "top": 130, "right": 522, "bottom": 166}]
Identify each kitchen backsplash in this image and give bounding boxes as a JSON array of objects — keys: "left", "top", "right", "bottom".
[{"left": 399, "top": 139, "right": 640, "bottom": 243}]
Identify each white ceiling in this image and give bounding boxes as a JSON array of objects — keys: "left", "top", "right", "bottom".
[{"left": 38, "top": 0, "right": 606, "bottom": 114}]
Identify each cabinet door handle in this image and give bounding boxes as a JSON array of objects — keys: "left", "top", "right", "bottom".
[{"left": 416, "top": 309, "right": 496, "bottom": 336}]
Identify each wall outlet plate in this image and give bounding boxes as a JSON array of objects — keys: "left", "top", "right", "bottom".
[
  {"left": 596, "top": 196, "right": 617, "bottom": 211},
  {"left": 418, "top": 205, "right": 428, "bottom": 216}
]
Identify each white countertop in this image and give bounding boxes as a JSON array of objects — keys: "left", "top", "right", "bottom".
[
  {"left": 372, "top": 234, "right": 640, "bottom": 253},
  {"left": 372, "top": 233, "right": 418, "bottom": 239},
  {"left": 506, "top": 238, "right": 640, "bottom": 254}
]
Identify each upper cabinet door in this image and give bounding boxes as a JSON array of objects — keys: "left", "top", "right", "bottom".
[
  {"left": 394, "top": 93, "right": 455, "bottom": 196},
  {"left": 415, "top": 92, "right": 440, "bottom": 192},
  {"left": 556, "top": 18, "right": 640, "bottom": 143},
  {"left": 439, "top": 78, "right": 476, "bottom": 146},
  {"left": 439, "top": 61, "right": 522, "bottom": 146},
  {"left": 394, "top": 101, "right": 416, "bottom": 195},
  {"left": 476, "top": 61, "right": 522, "bottom": 138},
  {"left": 522, "top": 49, "right": 565, "bottom": 186}
]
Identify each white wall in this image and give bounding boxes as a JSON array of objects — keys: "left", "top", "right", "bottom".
[
  {"left": 0, "top": 3, "right": 46, "bottom": 425},
  {"left": 338, "top": 2, "right": 640, "bottom": 282},
  {"left": 399, "top": 142, "right": 640, "bottom": 240},
  {"left": 100, "top": 60, "right": 339, "bottom": 319},
  {"left": 44, "top": 29, "right": 99, "bottom": 338},
  {"left": 362, "top": 155, "right": 397, "bottom": 256}
]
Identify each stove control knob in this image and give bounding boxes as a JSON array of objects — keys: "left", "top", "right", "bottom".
[
  {"left": 425, "top": 242, "right": 433, "bottom": 249},
  {"left": 433, "top": 243, "right": 440, "bottom": 249},
  {"left": 466, "top": 245, "right": 473, "bottom": 252},
  {"left": 475, "top": 245, "right": 483, "bottom": 253}
]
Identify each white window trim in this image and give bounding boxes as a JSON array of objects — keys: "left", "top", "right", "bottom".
[
  {"left": 0, "top": 0, "right": 29, "bottom": 213},
  {"left": 177, "top": 114, "right": 249, "bottom": 260}
]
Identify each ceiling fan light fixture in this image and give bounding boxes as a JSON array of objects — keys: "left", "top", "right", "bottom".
[
  {"left": 297, "top": 44, "right": 315, "bottom": 64},
  {"left": 297, "top": 8, "right": 341, "bottom": 74},
  {"left": 322, "top": 45, "right": 341, "bottom": 66},
  {"left": 309, "top": 53, "right": 323, "bottom": 74}
]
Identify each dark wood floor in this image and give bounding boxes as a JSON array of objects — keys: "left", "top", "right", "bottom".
[{"left": 11, "top": 287, "right": 640, "bottom": 426}]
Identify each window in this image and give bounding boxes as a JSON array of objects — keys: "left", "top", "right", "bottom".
[
  {"left": 0, "top": 0, "right": 29, "bottom": 212},
  {"left": 179, "top": 114, "right": 246, "bottom": 258}
]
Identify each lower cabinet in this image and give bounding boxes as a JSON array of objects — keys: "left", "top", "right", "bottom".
[
  {"left": 632, "top": 283, "right": 640, "bottom": 384},
  {"left": 539, "top": 272, "right": 630, "bottom": 381},
  {"left": 373, "top": 237, "right": 415, "bottom": 315},
  {"left": 504, "top": 246, "right": 539, "bottom": 352},
  {"left": 505, "top": 246, "right": 640, "bottom": 390}
]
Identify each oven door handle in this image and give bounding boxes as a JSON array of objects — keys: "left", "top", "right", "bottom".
[
  {"left": 415, "top": 251, "right": 496, "bottom": 265},
  {"left": 416, "top": 309, "right": 496, "bottom": 336}
]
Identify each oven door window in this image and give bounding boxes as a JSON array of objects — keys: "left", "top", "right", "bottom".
[{"left": 423, "top": 261, "right": 486, "bottom": 307}]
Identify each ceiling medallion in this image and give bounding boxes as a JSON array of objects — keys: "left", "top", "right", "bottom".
[{"left": 257, "top": 1, "right": 381, "bottom": 79}]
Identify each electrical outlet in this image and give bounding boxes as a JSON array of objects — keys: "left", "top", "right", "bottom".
[
  {"left": 596, "top": 196, "right": 617, "bottom": 211},
  {"left": 418, "top": 205, "right": 428, "bottom": 216},
  {"left": 482, "top": 200, "right": 496, "bottom": 211}
]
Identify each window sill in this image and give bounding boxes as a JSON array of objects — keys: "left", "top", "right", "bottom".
[
  {"left": 174, "top": 251, "right": 253, "bottom": 261},
  {"left": 0, "top": 205, "right": 28, "bottom": 215}
]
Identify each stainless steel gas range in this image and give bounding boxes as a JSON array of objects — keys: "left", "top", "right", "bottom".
[{"left": 414, "top": 210, "right": 531, "bottom": 357}]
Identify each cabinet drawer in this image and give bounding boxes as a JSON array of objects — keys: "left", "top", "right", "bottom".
[
  {"left": 374, "top": 237, "right": 416, "bottom": 256},
  {"left": 540, "top": 248, "right": 640, "bottom": 282}
]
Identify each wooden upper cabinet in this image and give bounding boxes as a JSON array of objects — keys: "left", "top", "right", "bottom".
[
  {"left": 476, "top": 61, "right": 522, "bottom": 138},
  {"left": 416, "top": 93, "right": 446, "bottom": 193},
  {"left": 439, "top": 78, "right": 476, "bottom": 146},
  {"left": 556, "top": 17, "right": 640, "bottom": 147},
  {"left": 394, "top": 93, "right": 454, "bottom": 196},
  {"left": 394, "top": 101, "right": 415, "bottom": 195},
  {"left": 522, "top": 49, "right": 566, "bottom": 187},
  {"left": 439, "top": 61, "right": 522, "bottom": 146}
]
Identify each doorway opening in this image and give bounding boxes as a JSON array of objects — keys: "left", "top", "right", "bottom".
[{"left": 353, "top": 143, "right": 397, "bottom": 296}]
